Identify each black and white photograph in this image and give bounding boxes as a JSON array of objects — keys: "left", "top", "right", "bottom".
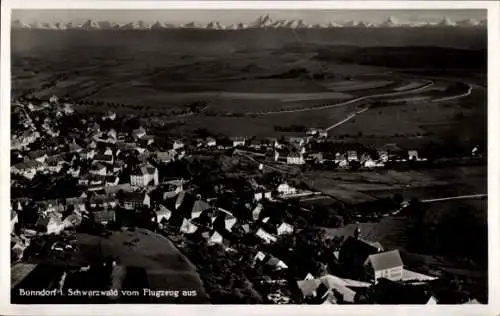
[{"left": 1, "top": 0, "right": 498, "bottom": 311}]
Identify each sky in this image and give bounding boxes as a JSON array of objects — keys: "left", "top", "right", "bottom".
[{"left": 12, "top": 9, "right": 486, "bottom": 25}]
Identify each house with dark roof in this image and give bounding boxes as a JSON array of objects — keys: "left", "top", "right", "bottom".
[
  {"left": 121, "top": 191, "right": 151, "bottom": 210},
  {"left": 89, "top": 194, "right": 118, "bottom": 209},
  {"left": 132, "top": 127, "right": 146, "bottom": 139},
  {"left": 156, "top": 150, "right": 176, "bottom": 164},
  {"left": 339, "top": 236, "right": 384, "bottom": 278},
  {"left": 27, "top": 150, "right": 48, "bottom": 163},
  {"left": 92, "top": 210, "right": 116, "bottom": 224},
  {"left": 94, "top": 154, "right": 114, "bottom": 165},
  {"left": 35, "top": 215, "right": 63, "bottom": 235},
  {"left": 89, "top": 163, "right": 107, "bottom": 176},
  {"left": 130, "top": 165, "right": 159, "bottom": 187},
  {"left": 364, "top": 250, "right": 403, "bottom": 284},
  {"left": 11, "top": 160, "right": 41, "bottom": 179}
]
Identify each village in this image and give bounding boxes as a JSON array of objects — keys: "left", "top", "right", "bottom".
[{"left": 10, "top": 95, "right": 484, "bottom": 304}]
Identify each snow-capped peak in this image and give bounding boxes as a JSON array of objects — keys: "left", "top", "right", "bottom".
[
  {"left": 250, "top": 14, "right": 274, "bottom": 28},
  {"left": 151, "top": 20, "right": 165, "bottom": 29},
  {"left": 80, "top": 19, "right": 100, "bottom": 30},
  {"left": 11, "top": 15, "right": 486, "bottom": 30},
  {"left": 379, "top": 16, "right": 400, "bottom": 27},
  {"left": 437, "top": 17, "right": 457, "bottom": 27},
  {"left": 120, "top": 20, "right": 150, "bottom": 30},
  {"left": 11, "top": 19, "right": 30, "bottom": 29},
  {"left": 206, "top": 21, "right": 226, "bottom": 30},
  {"left": 457, "top": 18, "right": 480, "bottom": 27}
]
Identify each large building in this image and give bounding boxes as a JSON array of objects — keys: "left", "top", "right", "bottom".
[{"left": 130, "top": 165, "right": 159, "bottom": 187}]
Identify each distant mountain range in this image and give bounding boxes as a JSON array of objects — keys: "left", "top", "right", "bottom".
[{"left": 11, "top": 14, "right": 487, "bottom": 30}]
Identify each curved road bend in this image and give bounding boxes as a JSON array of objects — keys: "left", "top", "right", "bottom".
[
  {"left": 431, "top": 83, "right": 473, "bottom": 103},
  {"left": 245, "top": 80, "right": 434, "bottom": 116},
  {"left": 326, "top": 81, "right": 476, "bottom": 132}
]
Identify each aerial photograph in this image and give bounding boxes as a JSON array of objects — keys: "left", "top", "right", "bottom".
[{"left": 9, "top": 8, "right": 487, "bottom": 304}]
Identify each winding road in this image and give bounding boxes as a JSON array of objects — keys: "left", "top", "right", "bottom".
[
  {"left": 324, "top": 80, "right": 476, "bottom": 133},
  {"left": 421, "top": 193, "right": 487, "bottom": 203},
  {"left": 245, "top": 80, "right": 435, "bottom": 116}
]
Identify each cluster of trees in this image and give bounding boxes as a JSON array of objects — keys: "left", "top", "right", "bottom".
[
  {"left": 270, "top": 228, "right": 343, "bottom": 278},
  {"left": 184, "top": 242, "right": 264, "bottom": 304}
]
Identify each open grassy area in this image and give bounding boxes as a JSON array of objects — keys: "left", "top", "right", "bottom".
[{"left": 305, "top": 165, "right": 486, "bottom": 204}]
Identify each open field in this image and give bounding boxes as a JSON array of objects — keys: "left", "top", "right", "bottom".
[
  {"left": 304, "top": 165, "right": 486, "bottom": 205},
  {"left": 11, "top": 29, "right": 486, "bottom": 147},
  {"left": 324, "top": 80, "right": 393, "bottom": 92}
]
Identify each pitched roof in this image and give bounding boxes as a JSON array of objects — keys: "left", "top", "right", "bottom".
[
  {"left": 13, "top": 160, "right": 41, "bottom": 170},
  {"left": 297, "top": 279, "right": 321, "bottom": 297},
  {"left": 157, "top": 150, "right": 176, "bottom": 161},
  {"left": 131, "top": 165, "right": 157, "bottom": 176},
  {"left": 27, "top": 150, "right": 47, "bottom": 159},
  {"left": 365, "top": 250, "right": 403, "bottom": 271},
  {"left": 94, "top": 154, "right": 113, "bottom": 162},
  {"left": 155, "top": 205, "right": 172, "bottom": 217},
  {"left": 122, "top": 191, "right": 146, "bottom": 202},
  {"left": 192, "top": 199, "right": 211, "bottom": 215}
]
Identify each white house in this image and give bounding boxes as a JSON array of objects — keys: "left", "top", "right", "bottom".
[
  {"left": 277, "top": 183, "right": 297, "bottom": 195},
  {"left": 347, "top": 150, "right": 358, "bottom": 162},
  {"left": 224, "top": 215, "right": 237, "bottom": 231},
  {"left": 35, "top": 215, "right": 64, "bottom": 235},
  {"left": 180, "top": 219, "right": 198, "bottom": 234},
  {"left": 253, "top": 251, "right": 267, "bottom": 265},
  {"left": 173, "top": 140, "right": 185, "bottom": 150},
  {"left": 232, "top": 137, "right": 246, "bottom": 147},
  {"left": 256, "top": 228, "right": 277, "bottom": 244},
  {"left": 287, "top": 153, "right": 305, "bottom": 165},
  {"left": 252, "top": 203, "right": 264, "bottom": 221},
  {"left": 318, "top": 130, "right": 328, "bottom": 138},
  {"left": 208, "top": 231, "right": 223, "bottom": 245},
  {"left": 103, "top": 111, "right": 116, "bottom": 121},
  {"left": 130, "top": 165, "right": 159, "bottom": 187},
  {"left": 364, "top": 249, "right": 404, "bottom": 284},
  {"left": 89, "top": 163, "right": 107, "bottom": 176},
  {"left": 277, "top": 222, "right": 294, "bottom": 235},
  {"left": 206, "top": 137, "right": 217, "bottom": 147},
  {"left": 155, "top": 205, "right": 172, "bottom": 224},
  {"left": 254, "top": 191, "right": 272, "bottom": 202},
  {"left": 408, "top": 150, "right": 419, "bottom": 161}
]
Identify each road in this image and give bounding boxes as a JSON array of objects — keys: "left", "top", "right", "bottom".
[
  {"left": 325, "top": 80, "right": 476, "bottom": 133},
  {"left": 245, "top": 80, "right": 434, "bottom": 116},
  {"left": 432, "top": 83, "right": 473, "bottom": 103},
  {"left": 325, "top": 107, "right": 369, "bottom": 131},
  {"left": 421, "top": 193, "right": 487, "bottom": 203}
]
